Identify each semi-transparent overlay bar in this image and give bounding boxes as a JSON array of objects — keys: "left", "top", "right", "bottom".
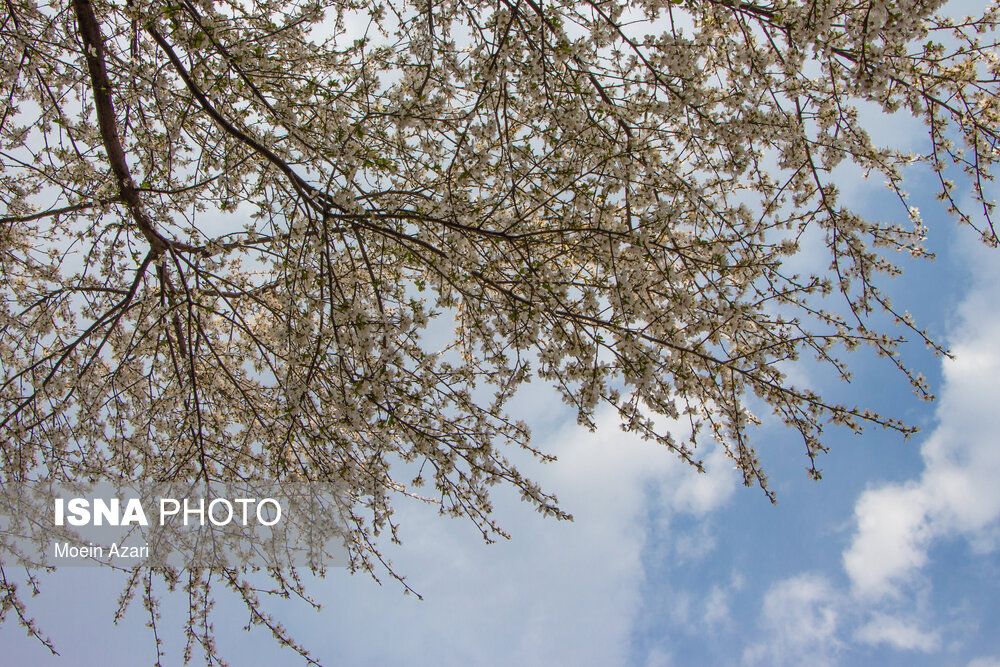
[{"left": 0, "top": 479, "right": 350, "bottom": 569}]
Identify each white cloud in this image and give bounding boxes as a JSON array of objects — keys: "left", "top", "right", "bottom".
[
  {"left": 855, "top": 613, "right": 940, "bottom": 652},
  {"left": 843, "top": 242, "right": 1000, "bottom": 600},
  {"left": 672, "top": 522, "right": 718, "bottom": 565},
  {"left": 643, "top": 646, "right": 675, "bottom": 667},
  {"left": 280, "top": 402, "right": 739, "bottom": 666},
  {"left": 702, "top": 584, "right": 732, "bottom": 626},
  {"left": 967, "top": 658, "right": 1000, "bottom": 667},
  {"left": 665, "top": 442, "right": 738, "bottom": 516},
  {"left": 843, "top": 483, "right": 930, "bottom": 599},
  {"left": 743, "top": 573, "right": 842, "bottom": 667}
]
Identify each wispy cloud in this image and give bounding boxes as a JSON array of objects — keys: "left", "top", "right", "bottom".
[
  {"left": 743, "top": 573, "right": 842, "bottom": 667},
  {"left": 967, "top": 657, "right": 1000, "bottom": 667},
  {"left": 854, "top": 612, "right": 940, "bottom": 652}
]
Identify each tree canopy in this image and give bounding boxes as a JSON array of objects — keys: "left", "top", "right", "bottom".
[{"left": 1, "top": 0, "right": 998, "bottom": 660}]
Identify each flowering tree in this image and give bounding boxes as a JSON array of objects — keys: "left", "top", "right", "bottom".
[{"left": 1, "top": 0, "right": 998, "bottom": 660}]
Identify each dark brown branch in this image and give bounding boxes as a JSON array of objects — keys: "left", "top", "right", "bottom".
[
  {"left": 72, "top": 0, "right": 169, "bottom": 255},
  {"left": 144, "top": 23, "right": 331, "bottom": 213},
  {"left": 0, "top": 198, "right": 119, "bottom": 225}
]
